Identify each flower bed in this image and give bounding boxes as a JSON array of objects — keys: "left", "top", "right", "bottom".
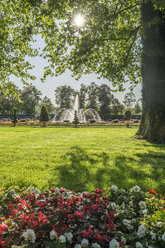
[{"left": 0, "top": 186, "right": 164, "bottom": 248}]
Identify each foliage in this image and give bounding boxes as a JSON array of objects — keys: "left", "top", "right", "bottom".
[
  {"left": 98, "top": 84, "right": 112, "bottom": 121},
  {"left": 20, "top": 85, "right": 42, "bottom": 116},
  {"left": 39, "top": 105, "right": 49, "bottom": 122},
  {"left": 86, "top": 83, "right": 98, "bottom": 110},
  {"left": 12, "top": 109, "right": 18, "bottom": 124},
  {"left": 0, "top": 186, "right": 164, "bottom": 247},
  {"left": 0, "top": 0, "right": 40, "bottom": 88},
  {"left": 134, "top": 102, "right": 142, "bottom": 114},
  {"left": 123, "top": 92, "right": 136, "bottom": 110},
  {"left": 0, "top": 84, "right": 21, "bottom": 115},
  {"left": 79, "top": 84, "right": 88, "bottom": 109},
  {"left": 73, "top": 111, "right": 79, "bottom": 127},
  {"left": 55, "top": 85, "right": 76, "bottom": 109},
  {"left": 111, "top": 98, "right": 124, "bottom": 115},
  {"left": 124, "top": 111, "right": 132, "bottom": 120},
  {"left": 41, "top": 96, "right": 55, "bottom": 114}
]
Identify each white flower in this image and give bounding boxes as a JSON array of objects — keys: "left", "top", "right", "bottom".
[
  {"left": 74, "top": 245, "right": 81, "bottom": 248},
  {"left": 81, "top": 238, "right": 89, "bottom": 247},
  {"left": 162, "top": 232, "right": 165, "bottom": 241},
  {"left": 157, "top": 222, "right": 162, "bottom": 228},
  {"left": 122, "top": 219, "right": 133, "bottom": 230},
  {"left": 49, "top": 230, "right": 58, "bottom": 240},
  {"left": 142, "top": 209, "right": 148, "bottom": 217},
  {"left": 136, "top": 242, "right": 143, "bottom": 248},
  {"left": 8, "top": 189, "right": 16, "bottom": 196},
  {"left": 92, "top": 243, "right": 101, "bottom": 248},
  {"left": 59, "top": 235, "right": 66, "bottom": 243},
  {"left": 139, "top": 201, "right": 147, "bottom": 209},
  {"left": 22, "top": 229, "right": 36, "bottom": 243},
  {"left": 111, "top": 185, "right": 118, "bottom": 192},
  {"left": 150, "top": 231, "right": 156, "bottom": 240},
  {"left": 55, "top": 187, "right": 61, "bottom": 194},
  {"left": 109, "top": 239, "right": 120, "bottom": 248},
  {"left": 111, "top": 202, "right": 116, "bottom": 210},
  {"left": 131, "top": 219, "right": 136, "bottom": 224},
  {"left": 121, "top": 202, "right": 125, "bottom": 209},
  {"left": 121, "top": 237, "right": 126, "bottom": 244},
  {"left": 137, "top": 224, "right": 146, "bottom": 238},
  {"left": 130, "top": 185, "right": 141, "bottom": 193},
  {"left": 65, "top": 232, "right": 73, "bottom": 243}
]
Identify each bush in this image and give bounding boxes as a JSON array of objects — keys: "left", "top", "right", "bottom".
[
  {"left": 40, "top": 105, "right": 49, "bottom": 122},
  {"left": 0, "top": 186, "right": 164, "bottom": 248},
  {"left": 112, "top": 119, "right": 120, "bottom": 123},
  {"left": 89, "top": 120, "right": 96, "bottom": 124}
]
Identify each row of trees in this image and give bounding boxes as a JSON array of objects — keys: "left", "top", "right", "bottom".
[
  {"left": 0, "top": 84, "right": 54, "bottom": 116},
  {"left": 55, "top": 83, "right": 142, "bottom": 121}
]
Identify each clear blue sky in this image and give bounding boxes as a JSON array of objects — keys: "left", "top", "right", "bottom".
[{"left": 11, "top": 35, "right": 142, "bottom": 106}]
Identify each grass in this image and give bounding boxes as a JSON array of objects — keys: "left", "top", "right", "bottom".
[{"left": 0, "top": 126, "right": 165, "bottom": 193}]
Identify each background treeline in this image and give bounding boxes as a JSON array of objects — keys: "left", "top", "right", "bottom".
[
  {"left": 0, "top": 83, "right": 54, "bottom": 116},
  {"left": 55, "top": 83, "right": 142, "bottom": 121},
  {"left": 0, "top": 82, "right": 142, "bottom": 120}
]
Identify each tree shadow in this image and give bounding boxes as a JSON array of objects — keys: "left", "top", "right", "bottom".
[{"left": 51, "top": 146, "right": 165, "bottom": 193}]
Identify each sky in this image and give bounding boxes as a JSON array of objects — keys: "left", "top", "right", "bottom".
[{"left": 11, "top": 35, "right": 142, "bottom": 106}]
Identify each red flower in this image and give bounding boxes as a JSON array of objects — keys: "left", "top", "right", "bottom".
[
  {"left": 95, "top": 233, "right": 103, "bottom": 241},
  {"left": 0, "top": 241, "right": 7, "bottom": 246},
  {"left": 95, "top": 188, "right": 103, "bottom": 194},
  {"left": 149, "top": 190, "right": 158, "bottom": 194},
  {"left": 82, "top": 230, "right": 89, "bottom": 238},
  {"left": 120, "top": 241, "right": 125, "bottom": 246},
  {"left": 74, "top": 211, "right": 83, "bottom": 219}
]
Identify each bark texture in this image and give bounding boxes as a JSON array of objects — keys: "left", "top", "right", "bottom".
[{"left": 138, "top": 1, "right": 165, "bottom": 143}]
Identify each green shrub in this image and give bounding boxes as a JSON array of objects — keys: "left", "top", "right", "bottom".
[
  {"left": 73, "top": 111, "right": 79, "bottom": 127},
  {"left": 89, "top": 119, "right": 96, "bottom": 124},
  {"left": 124, "top": 110, "right": 132, "bottom": 120},
  {"left": 40, "top": 104, "right": 49, "bottom": 122}
]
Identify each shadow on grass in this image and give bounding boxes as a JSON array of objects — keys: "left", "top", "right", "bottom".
[{"left": 52, "top": 146, "right": 165, "bottom": 193}]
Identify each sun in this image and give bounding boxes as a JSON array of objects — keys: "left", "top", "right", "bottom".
[{"left": 73, "top": 14, "right": 85, "bottom": 27}]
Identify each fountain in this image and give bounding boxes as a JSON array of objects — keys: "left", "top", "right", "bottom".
[{"left": 53, "top": 94, "right": 101, "bottom": 123}]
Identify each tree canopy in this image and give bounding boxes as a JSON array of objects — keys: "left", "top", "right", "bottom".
[{"left": 1, "top": 0, "right": 164, "bottom": 91}]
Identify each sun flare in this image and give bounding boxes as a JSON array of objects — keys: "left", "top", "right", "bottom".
[{"left": 73, "top": 14, "right": 85, "bottom": 27}]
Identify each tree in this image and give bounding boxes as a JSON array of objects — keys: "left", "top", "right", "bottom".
[
  {"left": 2, "top": 0, "right": 165, "bottom": 142},
  {"left": 137, "top": 1, "right": 165, "bottom": 142},
  {"left": 98, "top": 84, "right": 112, "bottom": 120},
  {"left": 55, "top": 85, "right": 75, "bottom": 109},
  {"left": 87, "top": 82, "right": 98, "bottom": 110},
  {"left": 134, "top": 101, "right": 142, "bottom": 114},
  {"left": 0, "top": 83, "right": 21, "bottom": 115},
  {"left": 40, "top": 0, "right": 165, "bottom": 142},
  {"left": 0, "top": 0, "right": 40, "bottom": 88},
  {"left": 79, "top": 84, "right": 87, "bottom": 109},
  {"left": 41, "top": 96, "right": 54, "bottom": 114},
  {"left": 111, "top": 98, "right": 125, "bottom": 115},
  {"left": 20, "top": 85, "right": 42, "bottom": 115},
  {"left": 123, "top": 92, "right": 136, "bottom": 110}
]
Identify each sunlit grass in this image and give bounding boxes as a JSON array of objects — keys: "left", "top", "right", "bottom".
[{"left": 0, "top": 126, "right": 164, "bottom": 193}]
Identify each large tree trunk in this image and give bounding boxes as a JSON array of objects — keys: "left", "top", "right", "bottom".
[{"left": 138, "top": 1, "right": 165, "bottom": 143}]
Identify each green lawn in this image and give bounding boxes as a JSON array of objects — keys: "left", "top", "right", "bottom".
[{"left": 0, "top": 126, "right": 165, "bottom": 193}]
